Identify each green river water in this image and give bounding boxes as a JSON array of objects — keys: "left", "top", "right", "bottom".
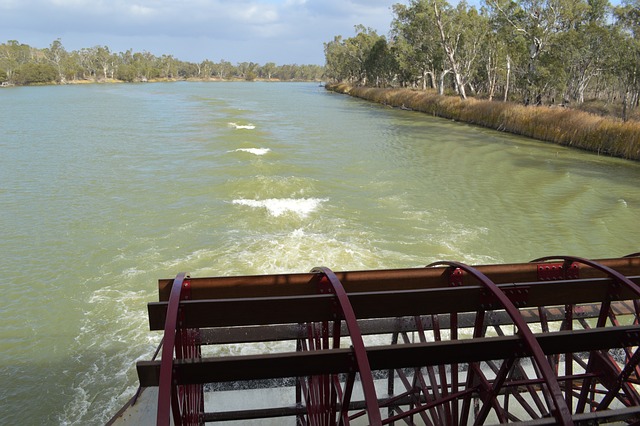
[{"left": 0, "top": 82, "right": 638, "bottom": 424}]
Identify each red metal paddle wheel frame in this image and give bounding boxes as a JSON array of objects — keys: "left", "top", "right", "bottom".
[
  {"left": 132, "top": 253, "right": 640, "bottom": 426},
  {"left": 157, "top": 272, "right": 204, "bottom": 426}
]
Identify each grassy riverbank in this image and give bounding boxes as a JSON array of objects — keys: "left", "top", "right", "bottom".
[{"left": 326, "top": 83, "right": 640, "bottom": 161}]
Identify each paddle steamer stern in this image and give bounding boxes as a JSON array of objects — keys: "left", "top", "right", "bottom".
[{"left": 109, "top": 254, "right": 640, "bottom": 425}]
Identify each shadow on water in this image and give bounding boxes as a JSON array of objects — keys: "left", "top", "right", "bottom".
[{"left": 509, "top": 149, "right": 640, "bottom": 195}]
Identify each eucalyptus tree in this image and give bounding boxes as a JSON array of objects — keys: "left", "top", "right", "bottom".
[
  {"left": 132, "top": 51, "right": 157, "bottom": 81},
  {"left": 94, "top": 46, "right": 114, "bottom": 80},
  {"left": 115, "top": 51, "right": 136, "bottom": 82},
  {"left": 261, "top": 62, "right": 277, "bottom": 79},
  {"left": 324, "top": 26, "right": 385, "bottom": 85},
  {"left": 477, "top": 16, "right": 511, "bottom": 100},
  {"left": 63, "top": 50, "right": 84, "bottom": 81},
  {"left": 391, "top": 0, "right": 449, "bottom": 91},
  {"left": 276, "top": 63, "right": 296, "bottom": 80},
  {"left": 211, "top": 60, "right": 234, "bottom": 79},
  {"left": 305, "top": 64, "right": 326, "bottom": 81},
  {"left": 556, "top": 0, "right": 614, "bottom": 104},
  {"left": 77, "top": 47, "right": 97, "bottom": 79},
  {"left": 177, "top": 61, "right": 199, "bottom": 79},
  {"left": 199, "top": 60, "right": 215, "bottom": 79},
  {"left": 0, "top": 40, "right": 32, "bottom": 83},
  {"left": 324, "top": 35, "right": 354, "bottom": 82},
  {"left": 349, "top": 26, "right": 386, "bottom": 86},
  {"left": 364, "top": 37, "right": 397, "bottom": 86},
  {"left": 432, "top": 0, "right": 484, "bottom": 99},
  {"left": 485, "top": 0, "right": 580, "bottom": 103},
  {"left": 391, "top": 0, "right": 488, "bottom": 98},
  {"left": 46, "top": 39, "right": 68, "bottom": 83},
  {"left": 236, "top": 61, "right": 259, "bottom": 80},
  {"left": 159, "top": 54, "right": 177, "bottom": 79}
]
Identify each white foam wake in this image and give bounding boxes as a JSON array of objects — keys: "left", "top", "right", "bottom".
[
  {"left": 228, "top": 122, "right": 256, "bottom": 130},
  {"left": 229, "top": 148, "right": 271, "bottom": 156},
  {"left": 232, "top": 198, "right": 328, "bottom": 218}
]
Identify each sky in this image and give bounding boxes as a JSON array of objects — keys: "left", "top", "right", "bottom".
[{"left": 0, "top": 0, "right": 410, "bottom": 65}]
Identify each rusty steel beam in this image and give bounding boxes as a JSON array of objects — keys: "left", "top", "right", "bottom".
[
  {"left": 200, "top": 397, "right": 640, "bottom": 424},
  {"left": 195, "top": 301, "right": 640, "bottom": 345},
  {"left": 157, "top": 257, "right": 640, "bottom": 301},
  {"left": 136, "top": 324, "right": 640, "bottom": 387},
  {"left": 147, "top": 277, "right": 640, "bottom": 330}
]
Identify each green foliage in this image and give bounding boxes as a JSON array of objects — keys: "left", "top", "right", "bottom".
[
  {"left": 13, "top": 63, "right": 57, "bottom": 84},
  {"left": 116, "top": 64, "right": 137, "bottom": 82},
  {"left": 324, "top": 26, "right": 392, "bottom": 86}
]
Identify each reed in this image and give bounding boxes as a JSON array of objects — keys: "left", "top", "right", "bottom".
[{"left": 326, "top": 84, "right": 640, "bottom": 161}]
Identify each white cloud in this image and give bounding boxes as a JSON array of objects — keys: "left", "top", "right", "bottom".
[
  {"left": 236, "top": 4, "right": 279, "bottom": 24},
  {"left": 128, "top": 4, "right": 157, "bottom": 17}
]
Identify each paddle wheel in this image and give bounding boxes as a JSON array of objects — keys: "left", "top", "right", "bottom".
[{"left": 125, "top": 253, "right": 640, "bottom": 425}]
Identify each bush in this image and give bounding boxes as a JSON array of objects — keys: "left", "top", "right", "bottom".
[
  {"left": 116, "top": 64, "right": 137, "bottom": 82},
  {"left": 13, "top": 63, "right": 57, "bottom": 85}
]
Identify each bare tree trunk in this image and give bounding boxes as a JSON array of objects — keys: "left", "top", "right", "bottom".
[
  {"left": 504, "top": 55, "right": 511, "bottom": 102},
  {"left": 438, "top": 69, "right": 450, "bottom": 95},
  {"left": 486, "top": 56, "right": 496, "bottom": 101},
  {"left": 433, "top": 0, "right": 467, "bottom": 100},
  {"left": 468, "top": 81, "right": 477, "bottom": 96},
  {"left": 427, "top": 71, "right": 436, "bottom": 89}
]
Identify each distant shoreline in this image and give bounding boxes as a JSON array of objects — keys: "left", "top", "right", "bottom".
[
  {"left": 326, "top": 83, "right": 640, "bottom": 162},
  {"left": 0, "top": 77, "right": 322, "bottom": 87}
]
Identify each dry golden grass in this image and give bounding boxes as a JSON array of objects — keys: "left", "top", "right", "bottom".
[{"left": 327, "top": 84, "right": 640, "bottom": 161}]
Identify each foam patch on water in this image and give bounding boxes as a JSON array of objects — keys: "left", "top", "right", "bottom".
[
  {"left": 228, "top": 122, "right": 255, "bottom": 130},
  {"left": 229, "top": 148, "right": 271, "bottom": 156},
  {"left": 232, "top": 198, "right": 328, "bottom": 218},
  {"left": 61, "top": 282, "right": 159, "bottom": 425}
]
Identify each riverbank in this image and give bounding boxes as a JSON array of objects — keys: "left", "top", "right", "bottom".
[
  {"left": 0, "top": 77, "right": 321, "bottom": 87},
  {"left": 326, "top": 83, "right": 640, "bottom": 162}
]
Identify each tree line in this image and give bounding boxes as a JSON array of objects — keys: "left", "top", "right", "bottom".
[
  {"left": 0, "top": 40, "right": 325, "bottom": 85},
  {"left": 324, "top": 0, "right": 640, "bottom": 121}
]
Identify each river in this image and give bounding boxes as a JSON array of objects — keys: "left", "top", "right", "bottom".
[{"left": 0, "top": 82, "right": 638, "bottom": 424}]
